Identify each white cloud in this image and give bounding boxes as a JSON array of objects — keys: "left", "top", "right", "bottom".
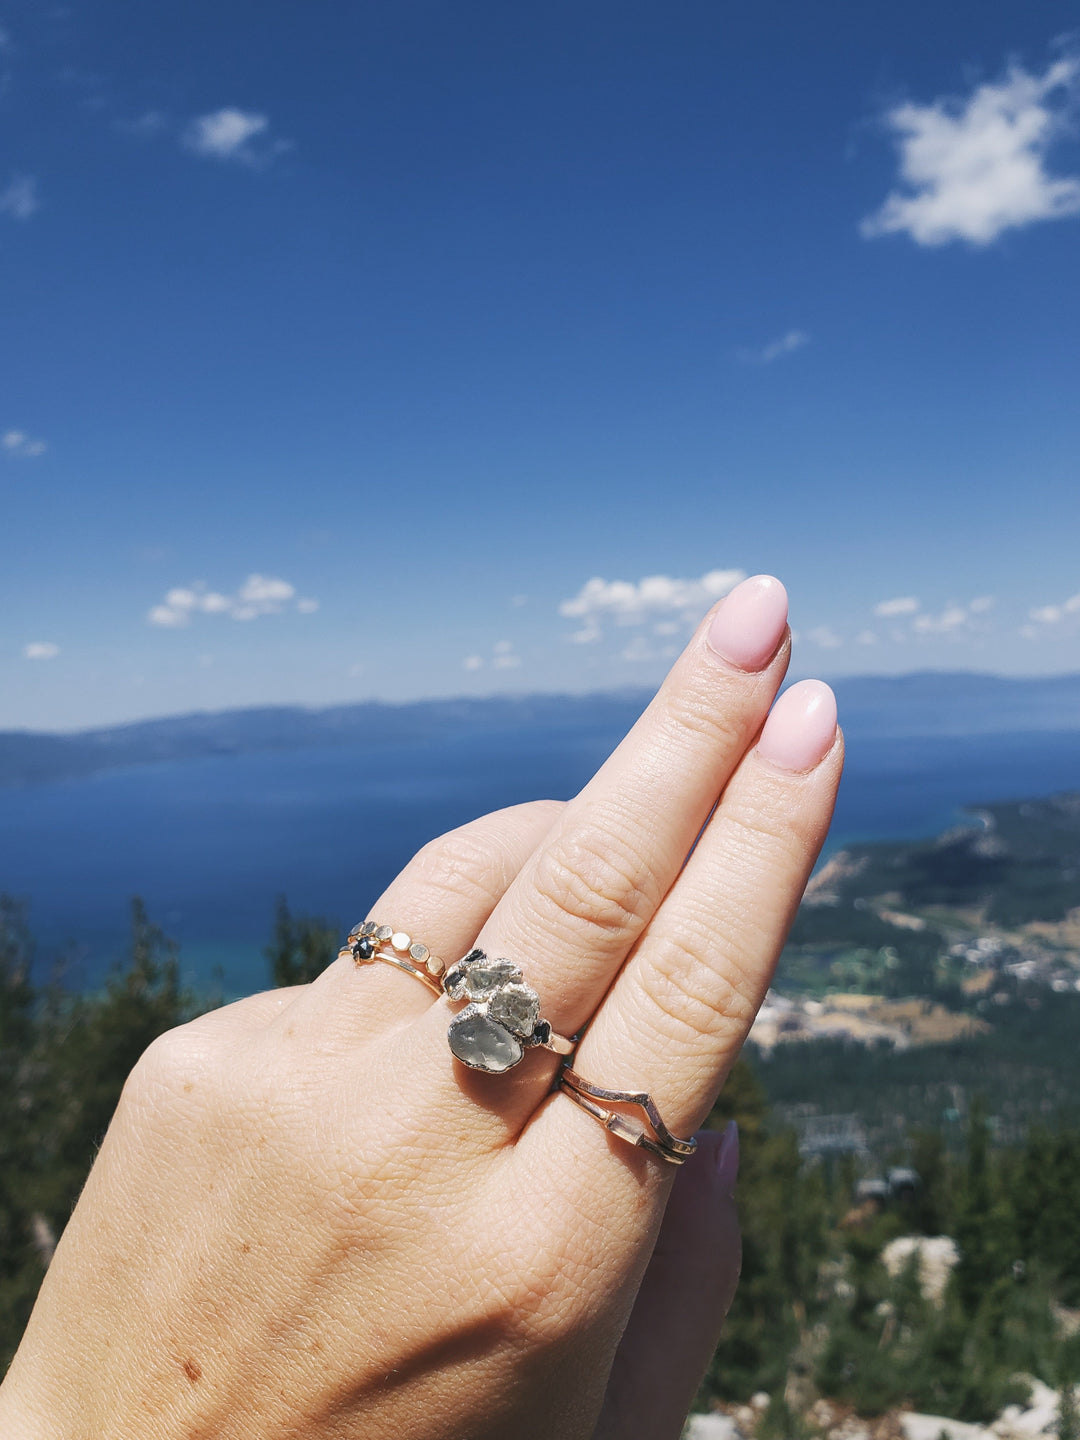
[
  {"left": 914, "top": 605, "right": 969, "bottom": 634},
  {"left": 568, "top": 625, "right": 602, "bottom": 645},
  {"left": 1027, "top": 593, "right": 1080, "bottom": 629},
  {"left": 147, "top": 574, "right": 314, "bottom": 627},
  {"left": 0, "top": 174, "right": 38, "bottom": 221},
  {"left": 182, "top": 108, "right": 289, "bottom": 167},
  {"left": 855, "top": 630, "right": 879, "bottom": 645},
  {"left": 873, "top": 595, "right": 919, "bottom": 617},
  {"left": 511, "top": 594, "right": 528, "bottom": 607},
  {"left": 968, "top": 595, "right": 995, "bottom": 613},
  {"left": 464, "top": 640, "right": 522, "bottom": 671},
  {"left": 3, "top": 429, "right": 46, "bottom": 458},
  {"left": 862, "top": 57, "right": 1080, "bottom": 246},
  {"left": 1030, "top": 604, "right": 1062, "bottom": 624},
  {"left": 24, "top": 641, "right": 59, "bottom": 660},
  {"left": 808, "top": 625, "right": 843, "bottom": 649},
  {"left": 560, "top": 568, "right": 745, "bottom": 640},
  {"left": 741, "top": 330, "right": 810, "bottom": 365}
]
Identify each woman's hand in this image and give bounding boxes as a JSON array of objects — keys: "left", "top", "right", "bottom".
[{"left": 0, "top": 575, "right": 842, "bottom": 1440}]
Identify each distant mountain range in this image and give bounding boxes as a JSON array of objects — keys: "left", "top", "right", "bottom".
[{"left": 2, "top": 671, "right": 1079, "bottom": 788}]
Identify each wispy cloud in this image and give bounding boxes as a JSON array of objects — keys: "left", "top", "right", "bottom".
[
  {"left": 24, "top": 642, "right": 60, "bottom": 660},
  {"left": 147, "top": 574, "right": 317, "bottom": 627},
  {"left": 740, "top": 329, "right": 810, "bottom": 365},
  {"left": 0, "top": 174, "right": 39, "bottom": 221},
  {"left": 873, "top": 595, "right": 919, "bottom": 617},
  {"left": 559, "top": 568, "right": 745, "bottom": 644},
  {"left": 807, "top": 625, "right": 843, "bottom": 649},
  {"left": 2, "top": 429, "right": 46, "bottom": 458},
  {"left": 117, "top": 110, "right": 168, "bottom": 139},
  {"left": 862, "top": 57, "right": 1080, "bottom": 246},
  {"left": 913, "top": 605, "right": 969, "bottom": 634},
  {"left": 182, "top": 108, "right": 290, "bottom": 167},
  {"left": 462, "top": 639, "right": 522, "bottom": 671},
  {"left": 1023, "top": 592, "right": 1080, "bottom": 634}
]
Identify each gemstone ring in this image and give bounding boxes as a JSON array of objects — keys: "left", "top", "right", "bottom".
[{"left": 441, "top": 948, "right": 576, "bottom": 1074}]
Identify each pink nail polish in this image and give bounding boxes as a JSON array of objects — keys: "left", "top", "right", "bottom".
[
  {"left": 706, "top": 575, "right": 789, "bottom": 672},
  {"left": 715, "top": 1120, "right": 739, "bottom": 1195},
  {"left": 757, "top": 679, "right": 837, "bottom": 772}
]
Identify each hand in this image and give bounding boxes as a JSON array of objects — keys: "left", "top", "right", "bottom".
[{"left": 0, "top": 575, "right": 842, "bottom": 1440}]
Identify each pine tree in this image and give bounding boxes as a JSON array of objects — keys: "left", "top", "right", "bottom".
[{"left": 266, "top": 896, "right": 339, "bottom": 986}]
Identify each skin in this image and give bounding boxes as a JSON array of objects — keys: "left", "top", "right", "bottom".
[{"left": 0, "top": 588, "right": 842, "bottom": 1440}]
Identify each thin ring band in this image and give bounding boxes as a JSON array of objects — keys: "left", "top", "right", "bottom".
[
  {"left": 558, "top": 1068, "right": 698, "bottom": 1166},
  {"left": 341, "top": 922, "right": 445, "bottom": 998}
]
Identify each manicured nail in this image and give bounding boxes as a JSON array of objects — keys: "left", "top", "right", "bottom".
[
  {"left": 706, "top": 575, "right": 789, "bottom": 671},
  {"left": 715, "top": 1119, "right": 739, "bottom": 1196},
  {"left": 757, "top": 679, "right": 837, "bottom": 772}
]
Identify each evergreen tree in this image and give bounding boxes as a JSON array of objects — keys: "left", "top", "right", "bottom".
[{"left": 266, "top": 897, "right": 339, "bottom": 986}]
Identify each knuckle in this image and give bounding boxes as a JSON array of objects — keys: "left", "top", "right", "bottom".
[
  {"left": 123, "top": 1022, "right": 230, "bottom": 1115},
  {"left": 409, "top": 825, "right": 510, "bottom": 911},
  {"left": 534, "top": 820, "right": 657, "bottom": 943},
  {"left": 661, "top": 683, "right": 749, "bottom": 753},
  {"left": 642, "top": 930, "right": 757, "bottom": 1047},
  {"left": 718, "top": 798, "right": 808, "bottom": 872}
]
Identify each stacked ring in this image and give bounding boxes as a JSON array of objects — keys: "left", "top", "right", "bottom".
[
  {"left": 557, "top": 1068, "right": 697, "bottom": 1166},
  {"left": 340, "top": 922, "right": 445, "bottom": 998},
  {"left": 343, "top": 924, "right": 696, "bottom": 1166}
]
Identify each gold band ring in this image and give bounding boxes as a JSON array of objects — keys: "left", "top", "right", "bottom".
[
  {"left": 340, "top": 921, "right": 446, "bottom": 998},
  {"left": 558, "top": 1067, "right": 697, "bottom": 1166}
]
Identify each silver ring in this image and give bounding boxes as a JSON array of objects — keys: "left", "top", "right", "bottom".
[
  {"left": 558, "top": 1068, "right": 697, "bottom": 1166},
  {"left": 441, "top": 948, "right": 576, "bottom": 1074}
]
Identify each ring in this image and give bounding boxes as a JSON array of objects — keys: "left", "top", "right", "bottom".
[
  {"left": 441, "top": 948, "right": 576, "bottom": 1074},
  {"left": 557, "top": 1068, "right": 697, "bottom": 1166},
  {"left": 340, "top": 922, "right": 445, "bottom": 998}
]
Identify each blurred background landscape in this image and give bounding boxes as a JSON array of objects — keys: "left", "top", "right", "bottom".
[{"left": 4, "top": 2, "right": 1080, "bottom": 1435}]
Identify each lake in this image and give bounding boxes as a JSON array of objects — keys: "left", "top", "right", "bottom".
[{"left": 4, "top": 717, "right": 1080, "bottom": 995}]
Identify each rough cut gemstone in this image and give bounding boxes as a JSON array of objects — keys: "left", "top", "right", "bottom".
[
  {"left": 355, "top": 937, "right": 376, "bottom": 961},
  {"left": 348, "top": 921, "right": 365, "bottom": 938},
  {"left": 448, "top": 1007, "right": 524, "bottom": 1073},
  {"left": 488, "top": 982, "right": 540, "bottom": 1039},
  {"left": 463, "top": 957, "right": 520, "bottom": 1001}
]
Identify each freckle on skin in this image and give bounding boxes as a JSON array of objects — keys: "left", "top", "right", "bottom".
[
  {"left": 240, "top": 1241, "right": 251, "bottom": 1254},
  {"left": 182, "top": 1358, "right": 202, "bottom": 1384},
  {"left": 183, "top": 1082, "right": 193, "bottom": 1094}
]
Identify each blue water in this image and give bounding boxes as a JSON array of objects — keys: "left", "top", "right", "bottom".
[{"left": 4, "top": 722, "right": 1080, "bottom": 995}]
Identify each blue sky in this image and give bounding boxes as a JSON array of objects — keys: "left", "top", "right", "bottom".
[{"left": 4, "top": 0, "right": 1080, "bottom": 730}]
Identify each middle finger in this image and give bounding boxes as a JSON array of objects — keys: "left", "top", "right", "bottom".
[{"left": 436, "top": 575, "right": 792, "bottom": 1068}]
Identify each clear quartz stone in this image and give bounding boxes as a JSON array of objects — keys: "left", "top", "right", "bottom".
[
  {"left": 463, "top": 957, "right": 520, "bottom": 1001},
  {"left": 488, "top": 982, "right": 540, "bottom": 1039},
  {"left": 448, "top": 1007, "right": 524, "bottom": 1073}
]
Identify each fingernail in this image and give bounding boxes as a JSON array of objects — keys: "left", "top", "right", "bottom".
[
  {"left": 757, "top": 679, "right": 837, "bottom": 772},
  {"left": 715, "top": 1119, "right": 739, "bottom": 1196},
  {"left": 706, "top": 575, "right": 789, "bottom": 672}
]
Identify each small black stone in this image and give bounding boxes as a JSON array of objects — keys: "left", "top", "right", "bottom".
[
  {"left": 532, "top": 1020, "right": 552, "bottom": 1047},
  {"left": 356, "top": 937, "right": 376, "bottom": 960}
]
